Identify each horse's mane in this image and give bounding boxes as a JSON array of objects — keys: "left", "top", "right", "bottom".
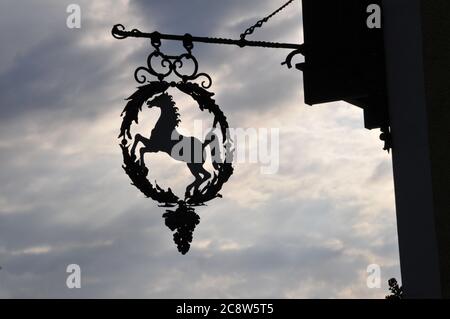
[{"left": 158, "top": 93, "right": 181, "bottom": 127}]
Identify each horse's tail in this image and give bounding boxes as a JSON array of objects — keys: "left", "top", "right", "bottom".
[{"left": 202, "top": 129, "right": 221, "bottom": 170}]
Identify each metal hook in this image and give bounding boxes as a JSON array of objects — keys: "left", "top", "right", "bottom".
[
  {"left": 151, "top": 31, "right": 162, "bottom": 50},
  {"left": 281, "top": 47, "right": 305, "bottom": 69},
  {"left": 183, "top": 33, "right": 194, "bottom": 53}
]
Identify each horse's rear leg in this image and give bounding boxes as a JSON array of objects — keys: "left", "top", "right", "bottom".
[
  {"left": 186, "top": 163, "right": 204, "bottom": 195},
  {"left": 198, "top": 165, "right": 211, "bottom": 181},
  {"left": 139, "top": 147, "right": 152, "bottom": 167}
]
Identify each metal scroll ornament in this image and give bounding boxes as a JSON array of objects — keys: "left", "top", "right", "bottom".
[{"left": 117, "top": 30, "right": 234, "bottom": 254}]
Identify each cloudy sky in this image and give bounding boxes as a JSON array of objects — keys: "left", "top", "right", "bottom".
[{"left": 0, "top": 0, "right": 400, "bottom": 298}]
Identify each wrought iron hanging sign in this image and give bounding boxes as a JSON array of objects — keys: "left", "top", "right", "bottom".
[
  {"left": 112, "top": 0, "right": 302, "bottom": 255},
  {"left": 117, "top": 36, "right": 235, "bottom": 255}
]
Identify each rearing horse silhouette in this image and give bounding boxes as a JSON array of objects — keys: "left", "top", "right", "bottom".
[{"left": 131, "top": 93, "right": 218, "bottom": 195}]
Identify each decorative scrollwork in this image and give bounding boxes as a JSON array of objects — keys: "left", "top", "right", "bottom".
[{"left": 134, "top": 50, "right": 212, "bottom": 89}]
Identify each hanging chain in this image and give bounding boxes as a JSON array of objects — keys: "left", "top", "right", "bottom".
[{"left": 240, "top": 0, "right": 296, "bottom": 40}]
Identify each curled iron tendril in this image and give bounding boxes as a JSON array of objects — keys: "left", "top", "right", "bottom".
[
  {"left": 282, "top": 48, "right": 305, "bottom": 69},
  {"left": 134, "top": 50, "right": 212, "bottom": 89},
  {"left": 112, "top": 24, "right": 142, "bottom": 39}
]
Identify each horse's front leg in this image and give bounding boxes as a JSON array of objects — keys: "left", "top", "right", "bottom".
[{"left": 130, "top": 133, "right": 143, "bottom": 158}]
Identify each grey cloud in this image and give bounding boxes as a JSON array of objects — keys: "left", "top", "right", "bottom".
[{"left": 0, "top": 33, "right": 122, "bottom": 121}]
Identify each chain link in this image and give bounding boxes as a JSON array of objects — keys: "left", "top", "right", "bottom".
[{"left": 240, "top": 0, "right": 296, "bottom": 40}]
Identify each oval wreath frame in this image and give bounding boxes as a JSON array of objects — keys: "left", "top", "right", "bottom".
[{"left": 119, "top": 81, "right": 234, "bottom": 207}]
